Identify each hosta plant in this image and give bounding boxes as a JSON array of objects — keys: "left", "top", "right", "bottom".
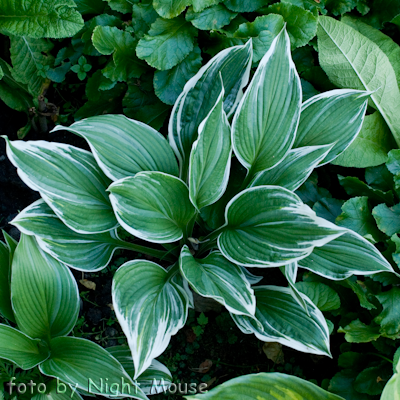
[{"left": 2, "top": 27, "right": 396, "bottom": 388}]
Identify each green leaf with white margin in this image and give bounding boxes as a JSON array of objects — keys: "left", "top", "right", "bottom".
[
  {"left": 3, "top": 137, "right": 118, "bottom": 234},
  {"left": 381, "top": 351, "right": 400, "bottom": 400},
  {"left": 31, "top": 379, "right": 84, "bottom": 400},
  {"left": 107, "top": 345, "right": 173, "bottom": 395},
  {"left": 39, "top": 336, "right": 147, "bottom": 399},
  {"left": 184, "top": 372, "right": 344, "bottom": 400},
  {"left": 11, "top": 199, "right": 122, "bottom": 272},
  {"left": 186, "top": 4, "right": 237, "bottom": 30},
  {"left": 11, "top": 234, "right": 79, "bottom": 340},
  {"left": 109, "top": 172, "right": 196, "bottom": 243},
  {"left": 298, "top": 230, "right": 395, "bottom": 280},
  {"left": 0, "top": 0, "right": 84, "bottom": 39},
  {"left": 0, "top": 324, "right": 50, "bottom": 370},
  {"left": 250, "top": 145, "right": 332, "bottom": 191},
  {"left": 153, "top": 0, "right": 192, "bottom": 19},
  {"left": 332, "top": 112, "right": 396, "bottom": 168},
  {"left": 231, "top": 285, "right": 331, "bottom": 356},
  {"left": 0, "top": 237, "right": 14, "bottom": 321},
  {"left": 283, "top": 261, "right": 309, "bottom": 314},
  {"left": 52, "top": 115, "right": 179, "bottom": 181},
  {"left": 218, "top": 186, "right": 345, "bottom": 267},
  {"left": 188, "top": 87, "right": 231, "bottom": 210},
  {"left": 317, "top": 16, "right": 400, "bottom": 147},
  {"left": 232, "top": 27, "right": 301, "bottom": 177},
  {"left": 136, "top": 16, "right": 197, "bottom": 70},
  {"left": 293, "top": 89, "right": 370, "bottom": 165},
  {"left": 295, "top": 282, "right": 341, "bottom": 311},
  {"left": 179, "top": 246, "right": 255, "bottom": 316},
  {"left": 92, "top": 26, "right": 147, "bottom": 82},
  {"left": 168, "top": 40, "right": 252, "bottom": 174},
  {"left": 112, "top": 260, "right": 189, "bottom": 378}
]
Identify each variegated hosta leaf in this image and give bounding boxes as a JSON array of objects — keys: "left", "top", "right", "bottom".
[
  {"left": 250, "top": 145, "right": 332, "bottom": 191},
  {"left": 241, "top": 266, "right": 263, "bottom": 285},
  {"left": 109, "top": 172, "right": 196, "bottom": 243},
  {"left": 294, "top": 89, "right": 370, "bottom": 165},
  {"left": 3, "top": 138, "right": 117, "bottom": 234},
  {"left": 31, "top": 380, "right": 84, "bottom": 400},
  {"left": 107, "top": 346, "right": 172, "bottom": 395},
  {"left": 12, "top": 199, "right": 122, "bottom": 272},
  {"left": 283, "top": 261, "right": 308, "bottom": 313},
  {"left": 218, "top": 186, "right": 345, "bottom": 267},
  {"left": 299, "top": 230, "right": 395, "bottom": 280},
  {"left": 0, "top": 236, "right": 15, "bottom": 322},
  {"left": 11, "top": 234, "right": 79, "bottom": 340},
  {"left": 168, "top": 40, "right": 252, "bottom": 172},
  {"left": 179, "top": 246, "right": 256, "bottom": 317},
  {"left": 231, "top": 286, "right": 331, "bottom": 357},
  {"left": 185, "top": 372, "right": 344, "bottom": 400},
  {"left": 0, "top": 324, "right": 50, "bottom": 370},
  {"left": 232, "top": 27, "right": 301, "bottom": 176},
  {"left": 112, "top": 260, "right": 189, "bottom": 379},
  {"left": 52, "top": 115, "right": 179, "bottom": 181},
  {"left": 39, "top": 337, "right": 146, "bottom": 399},
  {"left": 189, "top": 87, "right": 231, "bottom": 210}
]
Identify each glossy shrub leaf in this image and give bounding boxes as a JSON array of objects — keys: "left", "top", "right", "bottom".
[
  {"left": 109, "top": 172, "right": 196, "bottom": 244},
  {"left": 186, "top": 4, "right": 237, "bottom": 30},
  {"left": 224, "top": 0, "right": 265, "bottom": 12},
  {"left": 12, "top": 199, "right": 122, "bottom": 272},
  {"left": 52, "top": 115, "right": 179, "bottom": 181},
  {"left": 3, "top": 138, "right": 117, "bottom": 234},
  {"left": 317, "top": 16, "right": 400, "bottom": 147},
  {"left": 184, "top": 372, "right": 344, "bottom": 399},
  {"left": 188, "top": 89, "right": 231, "bottom": 210},
  {"left": 338, "top": 319, "right": 381, "bottom": 343},
  {"left": 295, "top": 282, "right": 341, "bottom": 311},
  {"left": 136, "top": 17, "right": 197, "bottom": 70},
  {"left": 112, "top": 260, "right": 189, "bottom": 378},
  {"left": 0, "top": 0, "right": 84, "bottom": 38},
  {"left": 218, "top": 186, "right": 345, "bottom": 267},
  {"left": 374, "top": 288, "right": 400, "bottom": 336},
  {"left": 168, "top": 40, "right": 252, "bottom": 170},
  {"left": 231, "top": 286, "right": 331, "bottom": 356},
  {"left": 39, "top": 336, "right": 146, "bottom": 399},
  {"left": 0, "top": 238, "right": 14, "bottom": 321},
  {"left": 180, "top": 246, "right": 255, "bottom": 317},
  {"left": 107, "top": 345, "right": 173, "bottom": 395},
  {"left": 299, "top": 230, "right": 394, "bottom": 280},
  {"left": 232, "top": 27, "right": 301, "bottom": 176},
  {"left": 153, "top": 0, "right": 191, "bottom": 18},
  {"left": 11, "top": 234, "right": 79, "bottom": 340},
  {"left": 373, "top": 203, "right": 400, "bottom": 237},
  {"left": 250, "top": 145, "right": 332, "bottom": 191},
  {"left": 294, "top": 89, "right": 369, "bottom": 165},
  {"left": 0, "top": 324, "right": 49, "bottom": 370}
]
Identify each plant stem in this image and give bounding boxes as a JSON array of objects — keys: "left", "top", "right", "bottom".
[{"left": 366, "top": 352, "right": 393, "bottom": 364}]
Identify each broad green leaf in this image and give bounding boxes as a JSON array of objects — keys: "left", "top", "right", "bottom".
[
  {"left": 52, "top": 115, "right": 179, "bottom": 181},
  {"left": 231, "top": 286, "right": 331, "bottom": 356},
  {"left": 132, "top": 2, "right": 159, "bottom": 38},
  {"left": 153, "top": 0, "right": 191, "bottom": 18},
  {"left": 283, "top": 261, "right": 309, "bottom": 313},
  {"left": 332, "top": 112, "right": 395, "bottom": 168},
  {"left": 0, "top": 0, "right": 84, "bottom": 38},
  {"left": 11, "top": 234, "right": 79, "bottom": 340},
  {"left": 313, "top": 197, "right": 344, "bottom": 223},
  {"left": 386, "top": 149, "right": 400, "bottom": 192},
  {"left": 233, "top": 14, "right": 285, "bottom": 64},
  {"left": 107, "top": 346, "right": 173, "bottom": 395},
  {"left": 192, "top": 0, "right": 221, "bottom": 12},
  {"left": 73, "top": 0, "right": 105, "bottom": 15},
  {"left": 92, "top": 26, "right": 147, "bottom": 82},
  {"left": 329, "top": 370, "right": 373, "bottom": 400},
  {"left": 381, "top": 352, "right": 400, "bottom": 400},
  {"left": 109, "top": 172, "right": 196, "bottom": 243},
  {"left": 232, "top": 27, "right": 301, "bottom": 176},
  {"left": 317, "top": 16, "right": 400, "bottom": 147},
  {"left": 224, "top": 0, "right": 266, "bottom": 12},
  {"left": 250, "top": 145, "right": 331, "bottom": 191},
  {"left": 188, "top": 89, "right": 231, "bottom": 210},
  {"left": 0, "top": 239, "right": 14, "bottom": 321},
  {"left": 295, "top": 282, "right": 341, "bottom": 311},
  {"left": 336, "top": 197, "right": 383, "bottom": 242},
  {"left": 154, "top": 46, "right": 202, "bottom": 105},
  {"left": 294, "top": 89, "right": 369, "bottom": 165},
  {"left": 11, "top": 199, "right": 122, "bottom": 272},
  {"left": 184, "top": 372, "right": 344, "bottom": 400},
  {"left": 345, "top": 278, "right": 376, "bottom": 311},
  {"left": 0, "top": 324, "right": 49, "bottom": 370},
  {"left": 262, "top": 2, "right": 318, "bottom": 48},
  {"left": 112, "top": 260, "right": 189, "bottom": 378},
  {"left": 180, "top": 246, "right": 255, "bottom": 316},
  {"left": 295, "top": 171, "right": 331, "bottom": 207},
  {"left": 361, "top": 0, "right": 400, "bottom": 28},
  {"left": 373, "top": 203, "right": 400, "bottom": 237},
  {"left": 218, "top": 186, "right": 345, "bottom": 267},
  {"left": 31, "top": 379, "right": 83, "bottom": 400},
  {"left": 104, "top": 0, "right": 133, "bottom": 13},
  {"left": 39, "top": 336, "right": 146, "bottom": 399},
  {"left": 299, "top": 230, "right": 394, "bottom": 280},
  {"left": 3, "top": 137, "right": 118, "bottom": 234},
  {"left": 10, "top": 36, "right": 54, "bottom": 97},
  {"left": 0, "top": 66, "right": 3, "bottom": 79},
  {"left": 374, "top": 288, "right": 400, "bottom": 336},
  {"left": 168, "top": 40, "right": 252, "bottom": 173},
  {"left": 136, "top": 17, "right": 197, "bottom": 70},
  {"left": 186, "top": 4, "right": 237, "bottom": 30},
  {"left": 301, "top": 79, "right": 320, "bottom": 101},
  {"left": 338, "top": 319, "right": 381, "bottom": 343}
]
